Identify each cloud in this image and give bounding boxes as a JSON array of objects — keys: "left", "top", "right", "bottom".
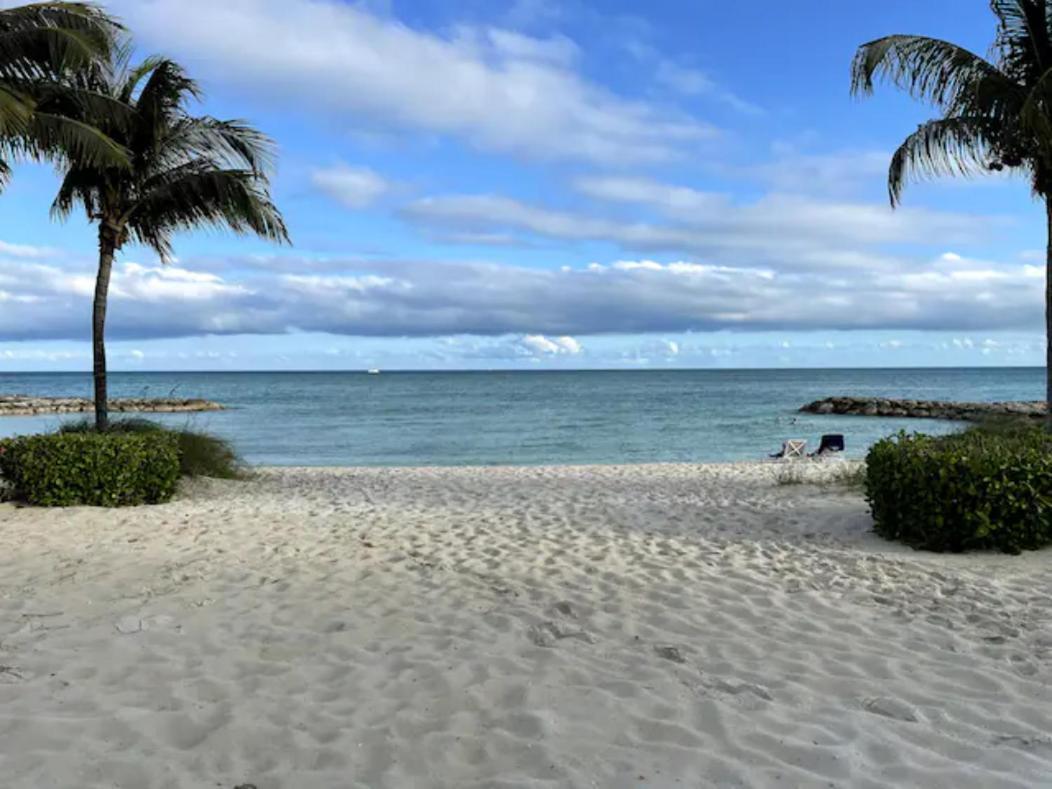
[
  {"left": 311, "top": 165, "right": 394, "bottom": 209},
  {"left": 0, "top": 240, "right": 55, "bottom": 259},
  {"left": 108, "top": 0, "right": 714, "bottom": 164},
  {"left": 654, "top": 61, "right": 762, "bottom": 115},
  {"left": 521, "top": 334, "right": 582, "bottom": 355},
  {"left": 621, "top": 36, "right": 760, "bottom": 116},
  {"left": 0, "top": 246, "right": 1045, "bottom": 343},
  {"left": 405, "top": 183, "right": 1002, "bottom": 272},
  {"left": 745, "top": 148, "right": 892, "bottom": 196}
]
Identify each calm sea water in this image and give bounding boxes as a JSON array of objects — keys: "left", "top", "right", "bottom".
[{"left": 0, "top": 368, "right": 1042, "bottom": 466}]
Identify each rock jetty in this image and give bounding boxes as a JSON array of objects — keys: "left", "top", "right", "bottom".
[
  {"left": 800, "top": 397, "right": 1046, "bottom": 421},
  {"left": 0, "top": 396, "right": 223, "bottom": 417}
]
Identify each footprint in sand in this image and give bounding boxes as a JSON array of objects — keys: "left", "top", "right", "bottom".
[
  {"left": 710, "top": 679, "right": 773, "bottom": 701},
  {"left": 527, "top": 621, "right": 594, "bottom": 647},
  {"left": 115, "top": 616, "right": 143, "bottom": 635},
  {"left": 995, "top": 734, "right": 1052, "bottom": 752},
  {"left": 861, "top": 697, "right": 918, "bottom": 723},
  {"left": 552, "top": 600, "right": 577, "bottom": 618},
  {"left": 654, "top": 645, "right": 687, "bottom": 664}
]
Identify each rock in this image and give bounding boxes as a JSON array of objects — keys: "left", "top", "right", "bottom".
[
  {"left": 800, "top": 397, "right": 1047, "bottom": 423},
  {"left": 0, "top": 395, "right": 222, "bottom": 417}
]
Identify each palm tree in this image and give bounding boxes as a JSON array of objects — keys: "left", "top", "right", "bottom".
[
  {"left": 53, "top": 54, "right": 289, "bottom": 430},
  {"left": 852, "top": 0, "right": 1052, "bottom": 411},
  {"left": 0, "top": 3, "right": 128, "bottom": 183}
]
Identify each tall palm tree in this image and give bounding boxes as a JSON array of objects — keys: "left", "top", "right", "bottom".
[
  {"left": 0, "top": 3, "right": 128, "bottom": 183},
  {"left": 53, "top": 54, "right": 289, "bottom": 430},
  {"left": 852, "top": 0, "right": 1052, "bottom": 410}
]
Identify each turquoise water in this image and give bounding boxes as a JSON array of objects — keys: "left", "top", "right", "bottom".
[{"left": 0, "top": 368, "right": 1042, "bottom": 466}]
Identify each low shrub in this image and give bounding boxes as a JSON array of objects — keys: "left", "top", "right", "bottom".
[
  {"left": 0, "top": 431, "right": 180, "bottom": 507},
  {"left": 865, "top": 424, "right": 1052, "bottom": 554},
  {"left": 58, "top": 418, "right": 243, "bottom": 479}
]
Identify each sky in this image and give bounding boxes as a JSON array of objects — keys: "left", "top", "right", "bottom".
[{"left": 0, "top": 0, "right": 1047, "bottom": 371}]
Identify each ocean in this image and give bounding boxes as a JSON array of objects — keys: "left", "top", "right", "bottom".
[{"left": 0, "top": 368, "right": 1042, "bottom": 466}]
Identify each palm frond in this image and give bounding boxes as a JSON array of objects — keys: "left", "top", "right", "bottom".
[
  {"left": 135, "top": 58, "right": 200, "bottom": 124},
  {"left": 0, "top": 82, "right": 33, "bottom": 137},
  {"left": 989, "top": 0, "right": 1052, "bottom": 78},
  {"left": 1017, "top": 64, "right": 1052, "bottom": 143},
  {"left": 851, "top": 34, "right": 1018, "bottom": 114},
  {"left": 24, "top": 79, "right": 136, "bottom": 133},
  {"left": 0, "top": 3, "right": 122, "bottom": 78},
  {"left": 887, "top": 117, "right": 1000, "bottom": 205},
  {"left": 126, "top": 169, "right": 289, "bottom": 260},
  {"left": 159, "top": 116, "right": 276, "bottom": 174},
  {"left": 27, "top": 109, "right": 127, "bottom": 168},
  {"left": 51, "top": 161, "right": 105, "bottom": 220},
  {"left": 117, "top": 55, "right": 164, "bottom": 103}
]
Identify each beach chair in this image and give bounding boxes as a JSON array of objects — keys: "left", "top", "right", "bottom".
[
  {"left": 771, "top": 439, "right": 807, "bottom": 460},
  {"left": 810, "top": 434, "right": 845, "bottom": 458}
]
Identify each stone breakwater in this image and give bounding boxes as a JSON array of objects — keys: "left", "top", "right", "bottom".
[
  {"left": 0, "top": 396, "right": 223, "bottom": 417},
  {"left": 800, "top": 396, "right": 1047, "bottom": 421}
]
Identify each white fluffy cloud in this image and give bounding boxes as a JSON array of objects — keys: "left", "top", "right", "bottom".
[
  {"left": 311, "top": 165, "right": 394, "bottom": 209},
  {"left": 521, "top": 334, "right": 582, "bottom": 355},
  {"left": 107, "top": 0, "right": 713, "bottom": 164}
]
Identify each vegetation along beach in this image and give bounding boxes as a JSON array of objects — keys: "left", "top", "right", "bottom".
[{"left": 2, "top": 2, "right": 1052, "bottom": 788}]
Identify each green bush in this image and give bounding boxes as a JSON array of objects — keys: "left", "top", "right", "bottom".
[
  {"left": 0, "top": 431, "right": 180, "bottom": 507},
  {"left": 865, "top": 424, "right": 1052, "bottom": 554},
  {"left": 58, "top": 418, "right": 243, "bottom": 479}
]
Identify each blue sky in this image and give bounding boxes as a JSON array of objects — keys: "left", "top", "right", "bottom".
[{"left": 0, "top": 0, "right": 1046, "bottom": 370}]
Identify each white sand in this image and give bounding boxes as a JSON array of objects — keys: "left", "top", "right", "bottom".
[{"left": 1, "top": 462, "right": 1051, "bottom": 789}]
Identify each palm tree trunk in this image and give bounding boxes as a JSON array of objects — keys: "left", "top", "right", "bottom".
[
  {"left": 92, "top": 226, "right": 117, "bottom": 432},
  {"left": 1047, "top": 197, "right": 1052, "bottom": 422}
]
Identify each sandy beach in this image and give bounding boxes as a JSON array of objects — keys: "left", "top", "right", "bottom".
[{"left": 1, "top": 462, "right": 1050, "bottom": 788}]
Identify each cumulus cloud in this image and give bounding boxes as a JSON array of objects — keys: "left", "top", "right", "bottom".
[
  {"left": 0, "top": 248, "right": 1044, "bottom": 343},
  {"left": 107, "top": 0, "right": 713, "bottom": 164},
  {"left": 311, "top": 165, "right": 394, "bottom": 209}
]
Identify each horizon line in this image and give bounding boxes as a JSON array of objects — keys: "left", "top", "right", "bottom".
[{"left": 0, "top": 365, "right": 1044, "bottom": 375}]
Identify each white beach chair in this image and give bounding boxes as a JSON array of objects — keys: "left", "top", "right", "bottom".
[{"left": 771, "top": 439, "right": 807, "bottom": 460}]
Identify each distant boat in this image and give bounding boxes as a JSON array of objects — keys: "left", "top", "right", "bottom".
[{"left": 367, "top": 369, "right": 381, "bottom": 375}]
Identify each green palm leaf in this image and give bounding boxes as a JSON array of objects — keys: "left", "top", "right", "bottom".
[
  {"left": 851, "top": 34, "right": 1019, "bottom": 113},
  {"left": 0, "top": 3, "right": 128, "bottom": 184},
  {"left": 887, "top": 118, "right": 1000, "bottom": 204}
]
